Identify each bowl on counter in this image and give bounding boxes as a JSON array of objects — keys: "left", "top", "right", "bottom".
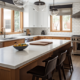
[{"left": 13, "top": 43, "right": 28, "bottom": 51}]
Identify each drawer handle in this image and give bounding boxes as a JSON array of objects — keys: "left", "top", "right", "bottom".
[{"left": 15, "top": 42, "right": 17, "bottom": 43}]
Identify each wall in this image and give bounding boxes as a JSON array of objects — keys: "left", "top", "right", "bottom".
[{"left": 33, "top": 3, "right": 80, "bottom": 36}]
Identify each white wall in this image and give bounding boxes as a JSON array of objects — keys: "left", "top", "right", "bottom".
[{"left": 33, "top": 3, "right": 80, "bottom": 36}]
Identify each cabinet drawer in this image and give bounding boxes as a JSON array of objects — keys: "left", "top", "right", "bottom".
[
  {"left": 0, "top": 42, "right": 3, "bottom": 48},
  {"left": 3, "top": 39, "right": 25, "bottom": 47}
]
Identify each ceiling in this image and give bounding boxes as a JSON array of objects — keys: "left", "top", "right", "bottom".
[
  {"left": 0, "top": 0, "right": 13, "bottom": 4},
  {"left": 1, "top": 0, "right": 80, "bottom": 5},
  {"left": 29, "top": 0, "right": 80, "bottom": 4}
]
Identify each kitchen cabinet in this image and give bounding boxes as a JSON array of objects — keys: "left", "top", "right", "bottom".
[
  {"left": 33, "top": 36, "right": 71, "bottom": 41},
  {"left": 0, "top": 42, "right": 3, "bottom": 48},
  {"left": 3, "top": 39, "right": 25, "bottom": 47},
  {"left": 33, "top": 36, "right": 40, "bottom": 41},
  {"left": 29, "top": 5, "right": 38, "bottom": 27}
]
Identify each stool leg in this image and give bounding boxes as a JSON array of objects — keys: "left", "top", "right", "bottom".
[
  {"left": 70, "top": 56, "right": 73, "bottom": 71},
  {"left": 58, "top": 66, "right": 62, "bottom": 80},
  {"left": 32, "top": 75, "right": 35, "bottom": 80},
  {"left": 68, "top": 56, "right": 72, "bottom": 73},
  {"left": 36, "top": 77, "right": 39, "bottom": 80},
  {"left": 61, "top": 66, "right": 66, "bottom": 80},
  {"left": 42, "top": 78, "right": 46, "bottom": 80}
]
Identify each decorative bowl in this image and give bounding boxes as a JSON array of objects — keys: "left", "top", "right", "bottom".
[{"left": 13, "top": 45, "right": 28, "bottom": 51}]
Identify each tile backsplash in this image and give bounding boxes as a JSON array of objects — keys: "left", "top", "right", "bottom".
[{"left": 0, "top": 27, "right": 33, "bottom": 38}]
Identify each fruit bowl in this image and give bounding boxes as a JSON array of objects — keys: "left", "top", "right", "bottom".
[{"left": 13, "top": 43, "right": 28, "bottom": 51}]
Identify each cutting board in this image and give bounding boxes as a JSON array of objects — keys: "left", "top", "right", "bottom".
[
  {"left": 30, "top": 41, "right": 53, "bottom": 46},
  {"left": 39, "top": 41, "right": 53, "bottom": 44}
]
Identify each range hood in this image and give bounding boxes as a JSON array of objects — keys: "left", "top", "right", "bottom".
[{"left": 72, "top": 11, "right": 80, "bottom": 18}]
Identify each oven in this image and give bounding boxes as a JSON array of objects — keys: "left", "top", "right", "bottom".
[{"left": 72, "top": 37, "right": 80, "bottom": 54}]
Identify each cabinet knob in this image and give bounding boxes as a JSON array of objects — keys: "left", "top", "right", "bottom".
[{"left": 15, "top": 42, "right": 17, "bottom": 43}]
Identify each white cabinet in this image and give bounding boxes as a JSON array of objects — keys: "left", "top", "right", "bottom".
[
  {"left": 37, "top": 6, "right": 49, "bottom": 28},
  {"left": 29, "top": 5, "right": 38, "bottom": 27},
  {"left": 24, "top": 5, "right": 29, "bottom": 28}
]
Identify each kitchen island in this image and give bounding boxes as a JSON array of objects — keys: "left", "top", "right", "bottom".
[{"left": 0, "top": 39, "right": 71, "bottom": 80}]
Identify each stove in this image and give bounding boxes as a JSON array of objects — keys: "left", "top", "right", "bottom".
[
  {"left": 71, "top": 35, "right": 80, "bottom": 42},
  {"left": 71, "top": 35, "right": 80, "bottom": 54}
]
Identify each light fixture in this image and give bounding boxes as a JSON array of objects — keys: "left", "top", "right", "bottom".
[
  {"left": 50, "top": 0, "right": 58, "bottom": 15},
  {"left": 33, "top": 0, "right": 46, "bottom": 12},
  {"left": 13, "top": 0, "right": 28, "bottom": 8}
]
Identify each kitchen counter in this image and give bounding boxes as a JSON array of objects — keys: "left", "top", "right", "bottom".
[
  {"left": 0, "top": 39, "right": 71, "bottom": 69},
  {"left": 0, "top": 35, "right": 71, "bottom": 42},
  {"left": 0, "top": 37, "right": 25, "bottom": 42},
  {"left": 31, "top": 35, "right": 72, "bottom": 37}
]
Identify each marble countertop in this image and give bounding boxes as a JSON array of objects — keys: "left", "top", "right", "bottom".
[
  {"left": 0, "top": 35, "right": 71, "bottom": 42},
  {"left": 0, "top": 36, "right": 34, "bottom": 42},
  {"left": 0, "top": 39, "right": 71, "bottom": 69},
  {"left": 31, "top": 35, "right": 72, "bottom": 37}
]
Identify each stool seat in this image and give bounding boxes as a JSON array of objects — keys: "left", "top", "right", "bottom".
[
  {"left": 42, "top": 50, "right": 67, "bottom": 80},
  {"left": 27, "top": 56, "right": 58, "bottom": 80},
  {"left": 27, "top": 66, "right": 45, "bottom": 76},
  {"left": 43, "top": 57, "right": 53, "bottom": 62}
]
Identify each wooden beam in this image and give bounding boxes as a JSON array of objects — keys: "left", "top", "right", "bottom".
[
  {"left": 20, "top": 12, "right": 23, "bottom": 32},
  {"left": 11, "top": 10, "right": 14, "bottom": 32},
  {"left": 50, "top": 15, "right": 53, "bottom": 32},
  {"left": 60, "top": 16, "right": 62, "bottom": 31},
  {"left": 70, "top": 16, "right": 72, "bottom": 32},
  {"left": 0, "top": 8, "right": 4, "bottom": 34}
]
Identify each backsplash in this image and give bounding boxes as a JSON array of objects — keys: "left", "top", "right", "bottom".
[{"left": 0, "top": 27, "right": 33, "bottom": 38}]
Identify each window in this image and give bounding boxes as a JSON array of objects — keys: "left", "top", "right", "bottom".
[
  {"left": 62, "top": 15, "right": 71, "bottom": 31},
  {"left": 50, "top": 15, "right": 72, "bottom": 32},
  {"left": 4, "top": 9, "right": 11, "bottom": 32},
  {"left": 0, "top": 8, "right": 23, "bottom": 34},
  {"left": 52, "top": 15, "right": 60, "bottom": 31},
  {"left": 14, "top": 11, "right": 20, "bottom": 32}
]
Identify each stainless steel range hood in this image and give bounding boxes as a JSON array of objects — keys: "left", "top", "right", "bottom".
[{"left": 72, "top": 11, "right": 80, "bottom": 18}]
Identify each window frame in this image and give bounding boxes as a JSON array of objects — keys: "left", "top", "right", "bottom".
[
  {"left": 0, "top": 8, "right": 23, "bottom": 34},
  {"left": 50, "top": 15, "right": 72, "bottom": 32}
]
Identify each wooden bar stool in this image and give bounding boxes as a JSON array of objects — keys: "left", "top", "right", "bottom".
[
  {"left": 43, "top": 50, "right": 67, "bottom": 80},
  {"left": 27, "top": 56, "right": 58, "bottom": 80},
  {"left": 64, "top": 47, "right": 73, "bottom": 73}
]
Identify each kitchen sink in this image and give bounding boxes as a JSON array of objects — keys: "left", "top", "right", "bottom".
[{"left": 0, "top": 37, "right": 16, "bottom": 40}]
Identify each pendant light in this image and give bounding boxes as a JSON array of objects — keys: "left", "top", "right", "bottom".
[
  {"left": 13, "top": 0, "right": 28, "bottom": 8},
  {"left": 33, "top": 0, "right": 46, "bottom": 12},
  {"left": 50, "top": 0, "right": 58, "bottom": 15}
]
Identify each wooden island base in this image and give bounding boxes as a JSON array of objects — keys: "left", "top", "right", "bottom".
[{"left": 0, "top": 42, "right": 71, "bottom": 80}]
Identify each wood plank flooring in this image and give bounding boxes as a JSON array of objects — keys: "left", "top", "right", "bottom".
[{"left": 53, "top": 54, "right": 80, "bottom": 80}]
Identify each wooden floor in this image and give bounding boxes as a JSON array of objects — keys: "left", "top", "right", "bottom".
[{"left": 53, "top": 54, "right": 80, "bottom": 80}]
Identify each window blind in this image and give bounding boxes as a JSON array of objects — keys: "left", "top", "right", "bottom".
[
  {"left": 0, "top": 1, "right": 23, "bottom": 12},
  {"left": 57, "top": 8, "right": 72, "bottom": 15}
]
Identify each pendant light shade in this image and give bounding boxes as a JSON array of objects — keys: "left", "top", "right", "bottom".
[
  {"left": 13, "top": 0, "right": 28, "bottom": 8},
  {"left": 33, "top": 0, "right": 46, "bottom": 12},
  {"left": 50, "top": 8, "right": 59, "bottom": 15},
  {"left": 50, "top": 0, "right": 58, "bottom": 15}
]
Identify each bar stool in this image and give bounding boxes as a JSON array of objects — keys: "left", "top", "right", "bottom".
[
  {"left": 64, "top": 47, "right": 73, "bottom": 73},
  {"left": 43, "top": 50, "right": 67, "bottom": 80},
  {"left": 27, "top": 56, "right": 58, "bottom": 80}
]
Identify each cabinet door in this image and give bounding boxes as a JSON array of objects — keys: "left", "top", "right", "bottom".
[
  {"left": 3, "top": 39, "right": 25, "bottom": 47},
  {"left": 40, "top": 36, "right": 44, "bottom": 39},
  {"left": 0, "top": 67, "right": 11, "bottom": 80}
]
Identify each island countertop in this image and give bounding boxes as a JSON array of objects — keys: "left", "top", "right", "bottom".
[{"left": 0, "top": 39, "right": 71, "bottom": 69}]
